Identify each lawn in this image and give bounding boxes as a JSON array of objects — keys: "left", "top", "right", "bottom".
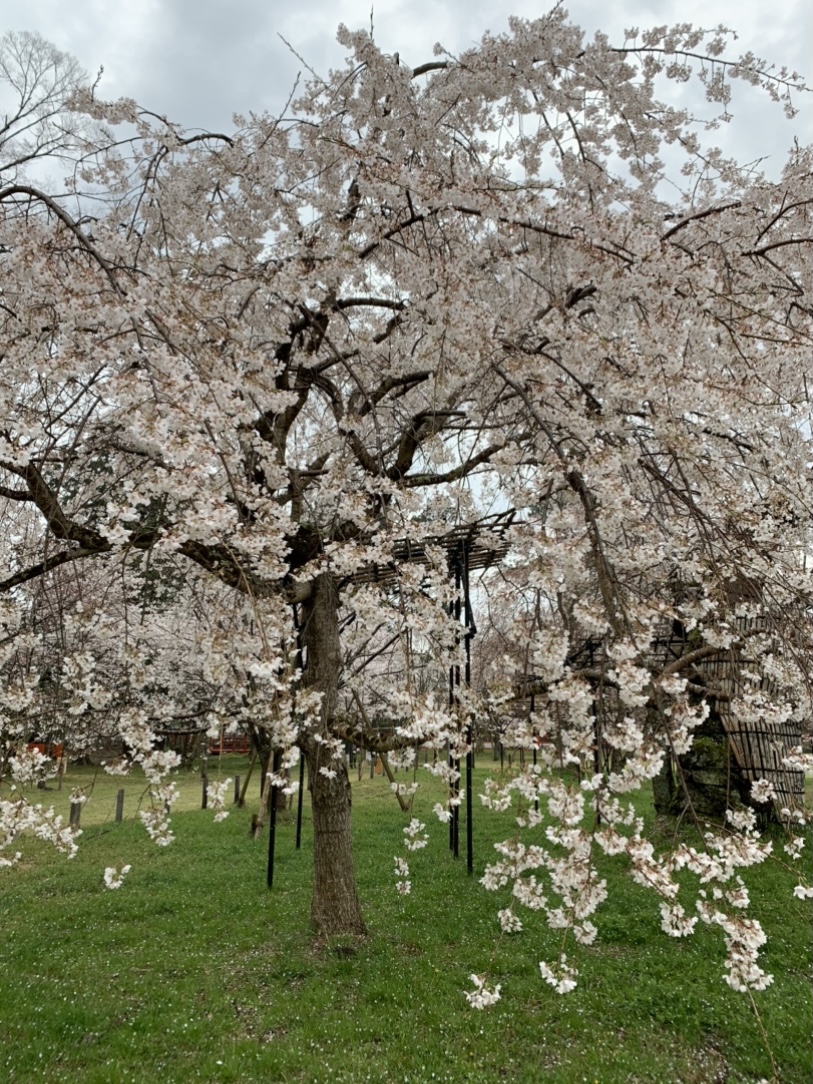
[{"left": 1, "top": 756, "right": 810, "bottom": 1084}]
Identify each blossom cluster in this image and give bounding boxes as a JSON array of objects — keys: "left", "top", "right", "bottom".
[{"left": 103, "top": 865, "right": 132, "bottom": 890}]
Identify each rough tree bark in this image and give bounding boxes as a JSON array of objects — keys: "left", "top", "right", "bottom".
[
  {"left": 653, "top": 701, "right": 751, "bottom": 820},
  {"left": 299, "top": 572, "right": 366, "bottom": 937}
]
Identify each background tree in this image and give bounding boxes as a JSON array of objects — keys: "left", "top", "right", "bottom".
[{"left": 0, "top": 30, "right": 88, "bottom": 183}]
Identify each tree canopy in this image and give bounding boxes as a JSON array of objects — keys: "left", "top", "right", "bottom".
[{"left": 1, "top": 11, "right": 811, "bottom": 998}]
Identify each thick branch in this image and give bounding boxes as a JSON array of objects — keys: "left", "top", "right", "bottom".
[
  {"left": 24, "top": 463, "right": 110, "bottom": 550},
  {"left": 661, "top": 201, "right": 741, "bottom": 241},
  {"left": 331, "top": 715, "right": 420, "bottom": 753},
  {"left": 348, "top": 370, "right": 431, "bottom": 418},
  {"left": 0, "top": 484, "right": 32, "bottom": 501},
  {"left": 412, "top": 61, "right": 450, "bottom": 77},
  {"left": 0, "top": 547, "right": 100, "bottom": 593},
  {"left": 403, "top": 443, "right": 504, "bottom": 486}
]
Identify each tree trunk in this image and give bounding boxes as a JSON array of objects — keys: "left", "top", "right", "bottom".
[
  {"left": 305, "top": 745, "right": 365, "bottom": 935},
  {"left": 676, "top": 702, "right": 750, "bottom": 819},
  {"left": 300, "top": 572, "right": 366, "bottom": 937},
  {"left": 654, "top": 700, "right": 752, "bottom": 820},
  {"left": 652, "top": 752, "right": 678, "bottom": 816}
]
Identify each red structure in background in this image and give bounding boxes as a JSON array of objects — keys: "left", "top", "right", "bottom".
[
  {"left": 208, "top": 733, "right": 251, "bottom": 756},
  {"left": 26, "top": 741, "right": 64, "bottom": 759}
]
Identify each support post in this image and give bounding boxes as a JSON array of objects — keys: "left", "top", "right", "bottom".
[
  {"left": 292, "top": 602, "right": 306, "bottom": 854},
  {"left": 462, "top": 541, "right": 475, "bottom": 876},
  {"left": 448, "top": 547, "right": 465, "bottom": 861},
  {"left": 237, "top": 751, "right": 256, "bottom": 807},
  {"left": 295, "top": 754, "right": 305, "bottom": 850},
  {"left": 267, "top": 748, "right": 282, "bottom": 888},
  {"left": 531, "top": 693, "right": 538, "bottom": 813},
  {"left": 115, "top": 788, "right": 125, "bottom": 822},
  {"left": 201, "top": 773, "right": 208, "bottom": 809}
]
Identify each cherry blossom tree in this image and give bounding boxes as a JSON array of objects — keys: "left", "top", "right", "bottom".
[{"left": 1, "top": 11, "right": 811, "bottom": 1000}]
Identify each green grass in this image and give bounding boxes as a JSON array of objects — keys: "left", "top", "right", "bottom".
[
  {"left": 10, "top": 754, "right": 242, "bottom": 826},
  {"left": 1, "top": 758, "right": 810, "bottom": 1084}
]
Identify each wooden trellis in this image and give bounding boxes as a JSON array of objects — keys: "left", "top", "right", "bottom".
[
  {"left": 344, "top": 515, "right": 514, "bottom": 875},
  {"left": 344, "top": 511, "right": 513, "bottom": 590},
  {"left": 653, "top": 615, "right": 806, "bottom": 813},
  {"left": 524, "top": 616, "right": 806, "bottom": 816},
  {"left": 693, "top": 622, "right": 805, "bottom": 813}
]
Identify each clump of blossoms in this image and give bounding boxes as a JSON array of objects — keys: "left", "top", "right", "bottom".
[
  {"left": 1, "top": 747, "right": 79, "bottom": 865},
  {"left": 207, "top": 778, "right": 233, "bottom": 823},
  {"left": 138, "top": 785, "right": 179, "bottom": 847},
  {"left": 103, "top": 864, "right": 132, "bottom": 890},
  {"left": 475, "top": 731, "right": 802, "bottom": 1004},
  {"left": 750, "top": 778, "right": 777, "bottom": 804},
  {"left": 480, "top": 770, "right": 610, "bottom": 986},
  {"left": 403, "top": 818, "right": 429, "bottom": 851},
  {"left": 69, "top": 786, "right": 89, "bottom": 809},
  {"left": 1, "top": 796, "right": 79, "bottom": 864},
  {"left": 498, "top": 908, "right": 523, "bottom": 933},
  {"left": 8, "top": 747, "right": 55, "bottom": 787},
  {"left": 465, "top": 974, "right": 502, "bottom": 1009},
  {"left": 539, "top": 955, "right": 579, "bottom": 995},
  {"left": 393, "top": 856, "right": 411, "bottom": 895},
  {"left": 392, "top": 818, "right": 429, "bottom": 897}
]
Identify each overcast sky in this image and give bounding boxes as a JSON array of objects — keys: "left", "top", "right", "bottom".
[{"left": 2, "top": 0, "right": 810, "bottom": 177}]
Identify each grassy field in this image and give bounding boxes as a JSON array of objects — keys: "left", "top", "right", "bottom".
[{"left": 1, "top": 756, "right": 810, "bottom": 1084}]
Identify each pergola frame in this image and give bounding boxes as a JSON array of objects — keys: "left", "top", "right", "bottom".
[{"left": 266, "top": 512, "right": 514, "bottom": 887}]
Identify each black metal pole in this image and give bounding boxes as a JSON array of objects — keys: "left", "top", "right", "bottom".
[
  {"left": 531, "top": 692, "right": 538, "bottom": 813},
  {"left": 267, "top": 748, "right": 282, "bottom": 888},
  {"left": 463, "top": 542, "right": 474, "bottom": 876},
  {"left": 452, "top": 550, "right": 462, "bottom": 859},
  {"left": 448, "top": 598, "right": 456, "bottom": 854},
  {"left": 295, "top": 753, "right": 305, "bottom": 850},
  {"left": 292, "top": 602, "right": 306, "bottom": 853},
  {"left": 448, "top": 708, "right": 455, "bottom": 852}
]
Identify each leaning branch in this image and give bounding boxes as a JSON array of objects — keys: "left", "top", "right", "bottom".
[
  {"left": 742, "top": 237, "right": 813, "bottom": 258},
  {"left": 661, "top": 201, "right": 741, "bottom": 241},
  {"left": 402, "top": 443, "right": 504, "bottom": 487},
  {"left": 330, "top": 716, "right": 418, "bottom": 754},
  {"left": 0, "top": 547, "right": 101, "bottom": 592},
  {"left": 0, "top": 184, "right": 125, "bottom": 294},
  {"left": 412, "top": 61, "right": 450, "bottom": 78}
]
